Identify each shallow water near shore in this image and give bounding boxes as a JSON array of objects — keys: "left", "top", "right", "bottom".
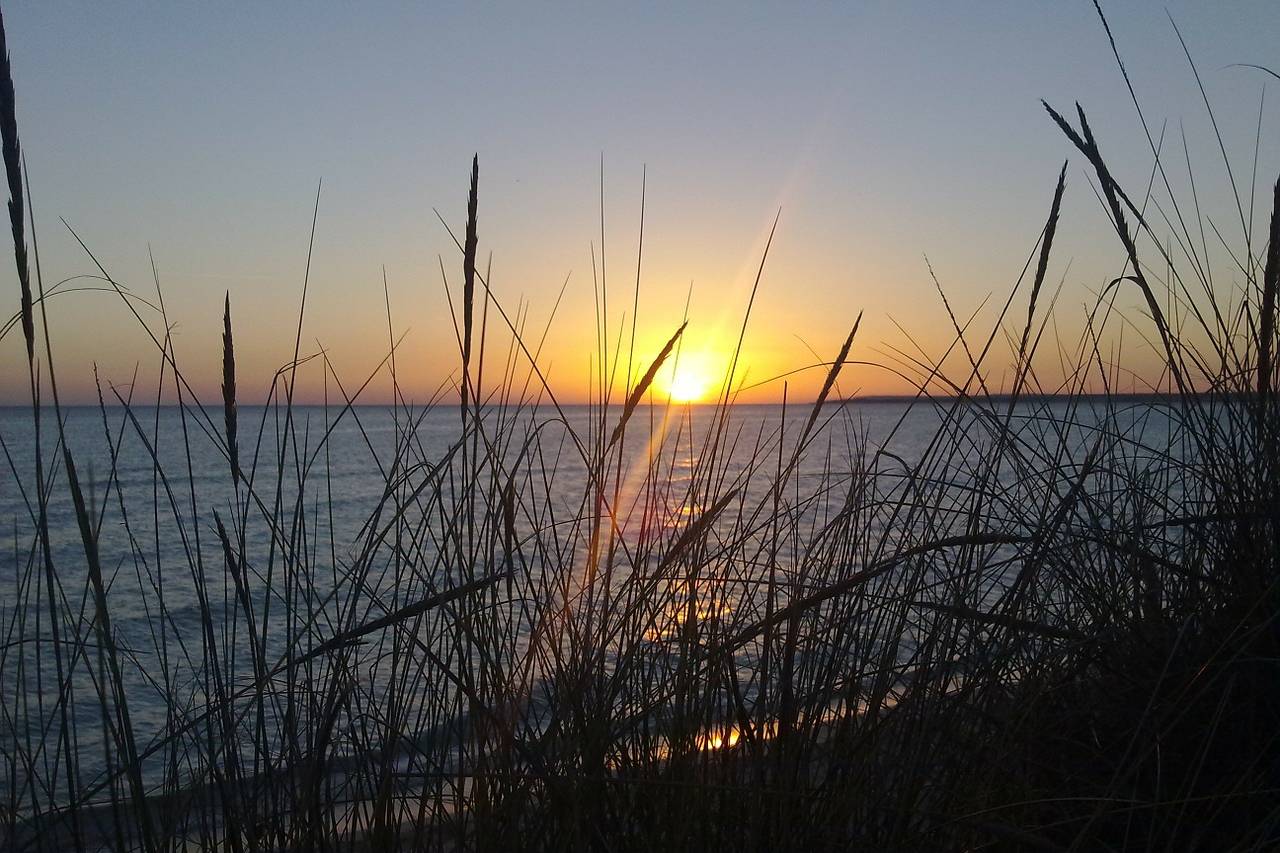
[{"left": 0, "top": 395, "right": 1196, "bottom": 847}]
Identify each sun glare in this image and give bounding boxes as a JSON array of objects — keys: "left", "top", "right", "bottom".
[
  {"left": 668, "top": 367, "right": 708, "bottom": 403},
  {"left": 662, "top": 353, "right": 722, "bottom": 403}
]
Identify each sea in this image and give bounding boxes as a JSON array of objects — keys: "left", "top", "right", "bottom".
[{"left": 0, "top": 397, "right": 1191, "bottom": 831}]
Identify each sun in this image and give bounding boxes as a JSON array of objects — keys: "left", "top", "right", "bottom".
[
  {"left": 668, "top": 367, "right": 708, "bottom": 403},
  {"left": 662, "top": 352, "right": 721, "bottom": 403}
]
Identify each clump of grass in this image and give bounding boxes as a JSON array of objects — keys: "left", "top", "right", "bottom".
[{"left": 2, "top": 4, "right": 1279, "bottom": 852}]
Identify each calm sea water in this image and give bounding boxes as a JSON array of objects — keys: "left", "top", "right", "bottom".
[
  {"left": 0, "top": 399, "right": 1185, "bottom": 810},
  {"left": 1, "top": 402, "right": 954, "bottom": 587}
]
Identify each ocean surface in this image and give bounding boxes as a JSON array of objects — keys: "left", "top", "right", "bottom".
[{"left": 0, "top": 398, "right": 1189, "bottom": 817}]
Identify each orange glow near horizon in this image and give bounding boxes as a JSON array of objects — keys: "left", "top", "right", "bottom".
[{"left": 660, "top": 351, "right": 726, "bottom": 404}]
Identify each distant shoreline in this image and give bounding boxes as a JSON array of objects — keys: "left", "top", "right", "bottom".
[
  {"left": 834, "top": 391, "right": 1189, "bottom": 404},
  {"left": 0, "top": 391, "right": 1203, "bottom": 410}
]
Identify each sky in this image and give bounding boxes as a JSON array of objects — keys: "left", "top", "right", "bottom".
[{"left": 1, "top": 2, "right": 1279, "bottom": 405}]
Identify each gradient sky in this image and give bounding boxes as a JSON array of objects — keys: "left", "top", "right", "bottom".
[{"left": 2, "top": 2, "right": 1278, "bottom": 405}]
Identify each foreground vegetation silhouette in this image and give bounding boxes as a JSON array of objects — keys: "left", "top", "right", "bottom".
[{"left": 2, "top": 4, "right": 1278, "bottom": 850}]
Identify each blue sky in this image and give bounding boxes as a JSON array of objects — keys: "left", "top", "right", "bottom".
[{"left": 2, "top": 2, "right": 1278, "bottom": 403}]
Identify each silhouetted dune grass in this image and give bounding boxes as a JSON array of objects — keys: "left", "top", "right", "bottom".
[{"left": 1, "top": 3, "right": 1279, "bottom": 851}]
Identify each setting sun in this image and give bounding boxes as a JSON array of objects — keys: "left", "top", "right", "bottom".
[
  {"left": 662, "top": 352, "right": 723, "bottom": 403},
  {"left": 667, "top": 366, "right": 709, "bottom": 403}
]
